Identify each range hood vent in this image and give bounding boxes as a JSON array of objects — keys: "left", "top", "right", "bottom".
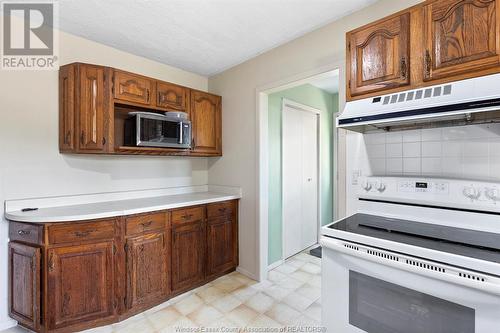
[{"left": 338, "top": 73, "right": 500, "bottom": 132}]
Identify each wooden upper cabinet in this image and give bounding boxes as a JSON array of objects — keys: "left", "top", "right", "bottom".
[
  {"left": 190, "top": 91, "right": 222, "bottom": 155},
  {"left": 156, "top": 82, "right": 189, "bottom": 112},
  {"left": 125, "top": 231, "right": 170, "bottom": 311},
  {"left": 77, "top": 64, "right": 109, "bottom": 152},
  {"left": 423, "top": 0, "right": 500, "bottom": 81},
  {"left": 46, "top": 242, "right": 115, "bottom": 330},
  {"left": 9, "top": 243, "right": 40, "bottom": 332},
  {"left": 114, "top": 70, "right": 153, "bottom": 106},
  {"left": 347, "top": 12, "right": 411, "bottom": 97}
]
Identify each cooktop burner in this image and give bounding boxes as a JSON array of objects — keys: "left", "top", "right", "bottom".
[{"left": 329, "top": 213, "right": 500, "bottom": 264}]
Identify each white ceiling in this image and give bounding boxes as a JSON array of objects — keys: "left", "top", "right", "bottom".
[
  {"left": 308, "top": 70, "right": 340, "bottom": 94},
  {"left": 59, "top": 0, "right": 378, "bottom": 76}
]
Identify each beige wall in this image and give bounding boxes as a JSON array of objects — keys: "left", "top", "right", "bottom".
[
  {"left": 0, "top": 30, "right": 208, "bottom": 330},
  {"left": 208, "top": 0, "right": 423, "bottom": 278}
]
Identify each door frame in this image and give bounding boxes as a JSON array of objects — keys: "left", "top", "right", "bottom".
[
  {"left": 281, "top": 98, "right": 321, "bottom": 260},
  {"left": 255, "top": 60, "right": 345, "bottom": 281}
]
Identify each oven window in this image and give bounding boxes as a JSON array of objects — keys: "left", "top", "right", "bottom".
[{"left": 349, "top": 271, "right": 475, "bottom": 333}]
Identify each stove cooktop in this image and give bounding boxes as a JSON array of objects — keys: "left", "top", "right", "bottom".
[{"left": 328, "top": 213, "right": 500, "bottom": 264}]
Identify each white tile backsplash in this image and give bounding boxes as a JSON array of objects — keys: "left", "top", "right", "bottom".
[
  {"left": 386, "top": 143, "right": 403, "bottom": 158},
  {"left": 363, "top": 124, "right": 500, "bottom": 180},
  {"left": 403, "top": 142, "right": 421, "bottom": 158},
  {"left": 421, "top": 142, "right": 442, "bottom": 157}
]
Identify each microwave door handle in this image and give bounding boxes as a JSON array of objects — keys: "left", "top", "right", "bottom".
[{"left": 178, "top": 122, "right": 183, "bottom": 144}]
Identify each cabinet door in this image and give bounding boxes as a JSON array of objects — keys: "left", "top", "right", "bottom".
[
  {"left": 171, "top": 222, "right": 206, "bottom": 293},
  {"left": 207, "top": 217, "right": 237, "bottom": 279},
  {"left": 114, "top": 70, "right": 153, "bottom": 106},
  {"left": 59, "top": 65, "right": 75, "bottom": 151},
  {"left": 348, "top": 13, "right": 411, "bottom": 97},
  {"left": 190, "top": 91, "right": 222, "bottom": 155},
  {"left": 77, "top": 64, "right": 108, "bottom": 152},
  {"left": 423, "top": 0, "right": 500, "bottom": 81},
  {"left": 125, "top": 232, "right": 170, "bottom": 310},
  {"left": 157, "top": 82, "right": 189, "bottom": 112},
  {"left": 8, "top": 243, "right": 40, "bottom": 331},
  {"left": 47, "top": 242, "right": 115, "bottom": 330}
]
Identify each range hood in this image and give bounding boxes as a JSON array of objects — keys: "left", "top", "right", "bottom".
[{"left": 338, "top": 73, "right": 500, "bottom": 132}]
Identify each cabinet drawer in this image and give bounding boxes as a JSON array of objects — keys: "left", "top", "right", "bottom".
[
  {"left": 126, "top": 212, "right": 167, "bottom": 236},
  {"left": 207, "top": 201, "right": 235, "bottom": 219},
  {"left": 171, "top": 206, "right": 205, "bottom": 225},
  {"left": 114, "top": 70, "right": 153, "bottom": 105},
  {"left": 9, "top": 222, "right": 44, "bottom": 246},
  {"left": 156, "top": 82, "right": 189, "bottom": 111},
  {"left": 48, "top": 220, "right": 115, "bottom": 245}
]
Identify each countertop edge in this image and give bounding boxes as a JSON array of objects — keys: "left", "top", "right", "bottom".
[{"left": 5, "top": 194, "right": 241, "bottom": 224}]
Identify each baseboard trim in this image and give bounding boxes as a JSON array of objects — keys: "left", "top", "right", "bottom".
[
  {"left": 267, "top": 260, "right": 284, "bottom": 271},
  {"left": 0, "top": 319, "right": 17, "bottom": 331},
  {"left": 236, "top": 266, "right": 259, "bottom": 281}
]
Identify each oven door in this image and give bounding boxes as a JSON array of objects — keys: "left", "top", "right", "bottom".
[{"left": 321, "top": 238, "right": 500, "bottom": 333}]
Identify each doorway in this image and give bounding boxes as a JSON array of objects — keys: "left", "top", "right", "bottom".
[
  {"left": 282, "top": 100, "right": 320, "bottom": 259},
  {"left": 261, "top": 67, "right": 342, "bottom": 274}
]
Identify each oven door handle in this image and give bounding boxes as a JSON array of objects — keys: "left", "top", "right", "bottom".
[{"left": 320, "top": 236, "right": 500, "bottom": 296}]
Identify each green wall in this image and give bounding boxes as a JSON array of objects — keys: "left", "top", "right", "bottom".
[{"left": 268, "top": 84, "right": 339, "bottom": 265}]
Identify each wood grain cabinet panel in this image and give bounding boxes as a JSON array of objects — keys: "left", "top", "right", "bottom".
[
  {"left": 171, "top": 222, "right": 206, "bottom": 293},
  {"left": 157, "top": 82, "right": 189, "bottom": 112},
  {"left": 423, "top": 0, "right": 500, "bottom": 81},
  {"left": 47, "top": 242, "right": 115, "bottom": 330},
  {"left": 8, "top": 243, "right": 40, "bottom": 331},
  {"left": 347, "top": 12, "right": 411, "bottom": 97},
  {"left": 114, "top": 71, "right": 153, "bottom": 106},
  {"left": 77, "top": 64, "right": 108, "bottom": 152},
  {"left": 59, "top": 65, "right": 75, "bottom": 151},
  {"left": 125, "top": 232, "right": 170, "bottom": 310},
  {"left": 190, "top": 91, "right": 222, "bottom": 156},
  {"left": 207, "top": 217, "right": 237, "bottom": 279}
]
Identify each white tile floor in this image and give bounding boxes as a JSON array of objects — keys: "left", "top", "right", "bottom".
[{"left": 3, "top": 251, "right": 323, "bottom": 333}]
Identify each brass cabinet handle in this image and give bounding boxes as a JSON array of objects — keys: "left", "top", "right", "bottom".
[
  {"left": 64, "top": 131, "right": 71, "bottom": 145},
  {"left": 74, "top": 230, "right": 94, "bottom": 237},
  {"left": 141, "top": 221, "right": 153, "bottom": 228},
  {"left": 425, "top": 50, "right": 432, "bottom": 78},
  {"left": 80, "top": 131, "right": 85, "bottom": 145},
  {"left": 48, "top": 253, "right": 55, "bottom": 272},
  {"left": 102, "top": 137, "right": 106, "bottom": 146},
  {"left": 146, "top": 89, "right": 150, "bottom": 102},
  {"left": 401, "top": 56, "right": 408, "bottom": 80},
  {"left": 182, "top": 214, "right": 194, "bottom": 220},
  {"left": 218, "top": 207, "right": 227, "bottom": 213},
  {"left": 17, "top": 230, "right": 31, "bottom": 236}
]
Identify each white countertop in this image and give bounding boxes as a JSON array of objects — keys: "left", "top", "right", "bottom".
[{"left": 5, "top": 190, "right": 240, "bottom": 223}]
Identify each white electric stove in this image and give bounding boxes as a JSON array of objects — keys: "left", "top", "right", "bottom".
[{"left": 321, "top": 177, "right": 500, "bottom": 333}]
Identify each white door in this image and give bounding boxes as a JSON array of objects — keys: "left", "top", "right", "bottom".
[{"left": 282, "top": 105, "right": 318, "bottom": 259}]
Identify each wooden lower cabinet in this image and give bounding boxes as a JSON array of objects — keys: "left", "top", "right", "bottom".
[
  {"left": 171, "top": 221, "right": 206, "bottom": 294},
  {"left": 125, "top": 231, "right": 170, "bottom": 313},
  {"left": 8, "top": 243, "right": 41, "bottom": 332},
  {"left": 46, "top": 242, "right": 116, "bottom": 330},
  {"left": 8, "top": 200, "right": 239, "bottom": 333}
]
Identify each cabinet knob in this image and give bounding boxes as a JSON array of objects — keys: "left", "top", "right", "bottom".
[
  {"left": 141, "top": 221, "right": 153, "bottom": 228},
  {"left": 17, "top": 229, "right": 31, "bottom": 236}
]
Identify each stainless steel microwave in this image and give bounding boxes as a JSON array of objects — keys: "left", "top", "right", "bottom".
[{"left": 124, "top": 112, "right": 191, "bottom": 149}]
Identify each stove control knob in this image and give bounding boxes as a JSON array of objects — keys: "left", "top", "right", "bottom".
[
  {"left": 361, "top": 181, "right": 372, "bottom": 192},
  {"left": 375, "top": 182, "right": 386, "bottom": 193},
  {"left": 463, "top": 187, "right": 481, "bottom": 200},
  {"left": 485, "top": 188, "right": 500, "bottom": 201}
]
